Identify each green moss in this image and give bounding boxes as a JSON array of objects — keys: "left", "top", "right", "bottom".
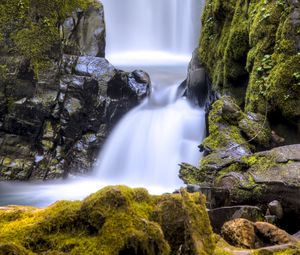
[
  {"left": 179, "top": 163, "right": 206, "bottom": 184},
  {"left": 199, "top": 0, "right": 300, "bottom": 124},
  {"left": 202, "top": 97, "right": 250, "bottom": 152},
  {"left": 0, "top": 0, "right": 99, "bottom": 76}
]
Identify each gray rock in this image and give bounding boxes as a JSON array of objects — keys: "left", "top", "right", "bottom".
[
  {"left": 186, "top": 49, "right": 208, "bottom": 106},
  {"left": 62, "top": 5, "right": 105, "bottom": 57},
  {"left": 75, "top": 56, "right": 116, "bottom": 80},
  {"left": 268, "top": 200, "right": 284, "bottom": 220}
]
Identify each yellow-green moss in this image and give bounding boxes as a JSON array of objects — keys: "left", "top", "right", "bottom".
[
  {"left": 199, "top": 0, "right": 300, "bottom": 123},
  {"left": 0, "top": 186, "right": 219, "bottom": 255},
  {"left": 0, "top": 0, "right": 99, "bottom": 76}
]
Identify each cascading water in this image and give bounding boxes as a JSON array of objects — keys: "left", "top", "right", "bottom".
[
  {"left": 96, "top": 0, "right": 206, "bottom": 190},
  {"left": 0, "top": 0, "right": 205, "bottom": 206}
]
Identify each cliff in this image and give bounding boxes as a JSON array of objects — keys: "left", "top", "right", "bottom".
[
  {"left": 180, "top": 0, "right": 300, "bottom": 238},
  {"left": 0, "top": 1, "right": 150, "bottom": 180},
  {"left": 199, "top": 0, "right": 300, "bottom": 135}
]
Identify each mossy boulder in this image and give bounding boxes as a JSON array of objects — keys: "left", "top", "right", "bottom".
[
  {"left": 180, "top": 96, "right": 272, "bottom": 185},
  {"left": 0, "top": 186, "right": 217, "bottom": 255}
]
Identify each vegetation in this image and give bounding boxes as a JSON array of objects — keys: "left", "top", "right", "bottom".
[
  {"left": 0, "top": 186, "right": 216, "bottom": 255},
  {"left": 199, "top": 0, "right": 300, "bottom": 125},
  {"left": 0, "top": 0, "right": 99, "bottom": 75}
]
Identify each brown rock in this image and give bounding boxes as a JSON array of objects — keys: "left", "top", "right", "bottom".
[
  {"left": 221, "top": 218, "right": 256, "bottom": 249},
  {"left": 254, "top": 222, "right": 297, "bottom": 245}
]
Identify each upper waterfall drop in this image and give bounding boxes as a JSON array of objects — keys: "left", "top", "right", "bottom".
[{"left": 101, "top": 0, "right": 204, "bottom": 65}]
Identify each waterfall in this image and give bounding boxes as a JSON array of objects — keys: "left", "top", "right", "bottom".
[
  {"left": 101, "top": 0, "right": 203, "bottom": 65},
  {"left": 96, "top": 0, "right": 206, "bottom": 190},
  {"left": 0, "top": 0, "right": 206, "bottom": 207}
]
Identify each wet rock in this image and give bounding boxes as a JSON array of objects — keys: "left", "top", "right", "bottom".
[
  {"left": 62, "top": 5, "right": 105, "bottom": 57},
  {"left": 268, "top": 200, "right": 284, "bottom": 220},
  {"left": 74, "top": 56, "right": 116, "bottom": 80},
  {"left": 186, "top": 49, "right": 208, "bottom": 106}
]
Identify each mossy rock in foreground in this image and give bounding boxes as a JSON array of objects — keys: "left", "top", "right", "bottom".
[
  {"left": 0, "top": 186, "right": 215, "bottom": 255},
  {"left": 1, "top": 186, "right": 299, "bottom": 255}
]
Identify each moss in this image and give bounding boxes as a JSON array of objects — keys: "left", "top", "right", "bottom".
[
  {"left": 0, "top": 0, "right": 99, "bottom": 76},
  {"left": 0, "top": 186, "right": 220, "bottom": 255},
  {"left": 0, "top": 186, "right": 164, "bottom": 254},
  {"left": 179, "top": 163, "right": 206, "bottom": 184},
  {"left": 199, "top": 0, "right": 300, "bottom": 125},
  {"left": 202, "top": 97, "right": 250, "bottom": 152}
]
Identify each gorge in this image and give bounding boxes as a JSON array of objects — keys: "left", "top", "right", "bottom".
[{"left": 0, "top": 0, "right": 300, "bottom": 254}]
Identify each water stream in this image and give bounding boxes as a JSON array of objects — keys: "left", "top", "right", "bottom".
[{"left": 0, "top": 0, "right": 205, "bottom": 207}]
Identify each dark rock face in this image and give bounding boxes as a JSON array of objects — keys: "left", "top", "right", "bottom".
[
  {"left": 185, "top": 49, "right": 209, "bottom": 106},
  {"left": 62, "top": 6, "right": 106, "bottom": 57},
  {"left": 0, "top": 7, "right": 150, "bottom": 180}
]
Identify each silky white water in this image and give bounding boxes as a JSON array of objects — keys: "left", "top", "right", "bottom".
[
  {"left": 96, "top": 0, "right": 205, "bottom": 190},
  {"left": 0, "top": 0, "right": 205, "bottom": 207}
]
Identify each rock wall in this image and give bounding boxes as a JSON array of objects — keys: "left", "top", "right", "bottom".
[
  {"left": 199, "top": 0, "right": 300, "bottom": 136},
  {"left": 180, "top": 0, "right": 300, "bottom": 235},
  {"left": 0, "top": 4, "right": 150, "bottom": 180}
]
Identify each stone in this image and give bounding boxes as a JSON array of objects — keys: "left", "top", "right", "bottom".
[
  {"left": 74, "top": 56, "right": 116, "bottom": 80},
  {"left": 186, "top": 49, "right": 209, "bottom": 106},
  {"left": 238, "top": 112, "right": 271, "bottom": 148},
  {"left": 221, "top": 218, "right": 257, "bottom": 249},
  {"left": 74, "top": 6, "right": 105, "bottom": 57},
  {"left": 268, "top": 200, "right": 284, "bottom": 220},
  {"left": 254, "top": 222, "right": 297, "bottom": 245},
  {"left": 62, "top": 5, "right": 105, "bottom": 57},
  {"left": 209, "top": 206, "right": 263, "bottom": 233}
]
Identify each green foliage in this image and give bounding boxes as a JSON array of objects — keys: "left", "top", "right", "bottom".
[
  {"left": 0, "top": 0, "right": 97, "bottom": 76},
  {"left": 199, "top": 0, "right": 300, "bottom": 123}
]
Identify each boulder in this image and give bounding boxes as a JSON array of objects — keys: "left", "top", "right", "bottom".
[
  {"left": 186, "top": 49, "right": 208, "bottom": 106},
  {"left": 0, "top": 57, "right": 150, "bottom": 180},
  {"left": 62, "top": 4, "right": 105, "bottom": 57},
  {"left": 221, "top": 218, "right": 257, "bottom": 249},
  {"left": 221, "top": 218, "right": 297, "bottom": 249},
  {"left": 209, "top": 206, "right": 263, "bottom": 233},
  {"left": 0, "top": 186, "right": 215, "bottom": 255}
]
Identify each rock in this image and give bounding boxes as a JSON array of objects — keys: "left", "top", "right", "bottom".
[
  {"left": 293, "top": 230, "right": 300, "bottom": 240},
  {"left": 62, "top": 5, "right": 105, "bottom": 57},
  {"left": 186, "top": 184, "right": 202, "bottom": 193},
  {"left": 0, "top": 186, "right": 216, "bottom": 255},
  {"left": 186, "top": 49, "right": 209, "bottom": 106},
  {"left": 268, "top": 200, "right": 284, "bottom": 220},
  {"left": 254, "top": 222, "right": 297, "bottom": 245},
  {"left": 238, "top": 112, "right": 271, "bottom": 148},
  {"left": 221, "top": 218, "right": 257, "bottom": 249},
  {"left": 221, "top": 219, "right": 297, "bottom": 249},
  {"left": 74, "top": 56, "right": 116, "bottom": 80},
  {"left": 209, "top": 206, "right": 263, "bottom": 233}
]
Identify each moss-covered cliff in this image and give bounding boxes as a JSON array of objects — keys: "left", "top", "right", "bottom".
[
  {"left": 0, "top": 0, "right": 100, "bottom": 75},
  {"left": 199, "top": 0, "right": 300, "bottom": 131}
]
